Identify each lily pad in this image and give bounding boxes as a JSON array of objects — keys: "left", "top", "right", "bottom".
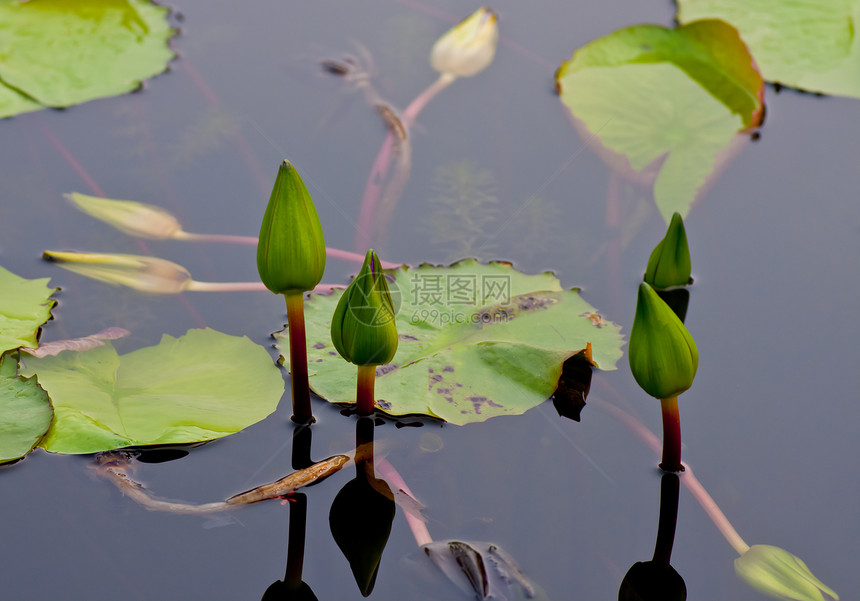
[
  {"left": 277, "top": 260, "right": 624, "bottom": 425},
  {"left": 0, "top": 265, "right": 57, "bottom": 356},
  {"left": 0, "top": 354, "right": 53, "bottom": 464},
  {"left": 677, "top": 0, "right": 860, "bottom": 98},
  {"left": 0, "top": 0, "right": 176, "bottom": 117},
  {"left": 555, "top": 19, "right": 764, "bottom": 221},
  {"left": 19, "top": 328, "right": 285, "bottom": 454}
]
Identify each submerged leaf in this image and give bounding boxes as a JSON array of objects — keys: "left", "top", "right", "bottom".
[
  {"left": 0, "top": 265, "right": 57, "bottom": 356},
  {"left": 422, "top": 540, "right": 549, "bottom": 601},
  {"left": 20, "top": 329, "right": 285, "bottom": 454},
  {"left": 277, "top": 260, "right": 624, "bottom": 425},
  {"left": 22, "top": 327, "right": 130, "bottom": 358},
  {"left": 677, "top": 0, "right": 860, "bottom": 98},
  {"left": 556, "top": 19, "right": 764, "bottom": 221},
  {"left": 735, "top": 545, "right": 839, "bottom": 601},
  {"left": 0, "top": 0, "right": 176, "bottom": 115},
  {"left": 0, "top": 354, "right": 53, "bottom": 464}
]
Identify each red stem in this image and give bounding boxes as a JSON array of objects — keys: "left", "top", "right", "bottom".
[
  {"left": 356, "top": 364, "right": 376, "bottom": 416},
  {"left": 285, "top": 293, "right": 313, "bottom": 423},
  {"left": 659, "top": 396, "right": 683, "bottom": 473}
]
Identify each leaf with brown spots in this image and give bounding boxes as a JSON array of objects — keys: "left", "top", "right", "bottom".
[{"left": 276, "top": 260, "right": 624, "bottom": 425}]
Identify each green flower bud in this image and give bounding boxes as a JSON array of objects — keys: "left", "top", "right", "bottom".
[
  {"left": 66, "top": 192, "right": 182, "bottom": 240},
  {"left": 430, "top": 7, "right": 499, "bottom": 78},
  {"left": 735, "top": 545, "right": 839, "bottom": 601},
  {"left": 257, "top": 160, "right": 326, "bottom": 294},
  {"left": 628, "top": 282, "right": 698, "bottom": 399},
  {"left": 43, "top": 251, "right": 191, "bottom": 294},
  {"left": 644, "top": 212, "right": 691, "bottom": 290},
  {"left": 331, "top": 250, "right": 398, "bottom": 366}
]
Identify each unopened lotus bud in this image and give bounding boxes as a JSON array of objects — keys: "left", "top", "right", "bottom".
[
  {"left": 43, "top": 251, "right": 190, "bottom": 294},
  {"left": 628, "top": 283, "right": 698, "bottom": 399},
  {"left": 735, "top": 545, "right": 839, "bottom": 601},
  {"left": 331, "top": 250, "right": 398, "bottom": 366},
  {"left": 645, "top": 212, "right": 691, "bottom": 290},
  {"left": 430, "top": 7, "right": 499, "bottom": 78},
  {"left": 66, "top": 193, "right": 182, "bottom": 240},
  {"left": 257, "top": 160, "right": 326, "bottom": 295}
]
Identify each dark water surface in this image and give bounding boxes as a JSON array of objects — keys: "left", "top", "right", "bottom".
[{"left": 1, "top": 1, "right": 858, "bottom": 600}]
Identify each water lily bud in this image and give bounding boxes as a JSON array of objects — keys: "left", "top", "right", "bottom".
[
  {"left": 430, "top": 7, "right": 499, "bottom": 78},
  {"left": 43, "top": 251, "right": 191, "bottom": 294},
  {"left": 257, "top": 160, "right": 326, "bottom": 294},
  {"left": 628, "top": 283, "right": 698, "bottom": 399},
  {"left": 735, "top": 545, "right": 839, "bottom": 601},
  {"left": 331, "top": 250, "right": 398, "bottom": 366},
  {"left": 644, "top": 212, "right": 692, "bottom": 290},
  {"left": 66, "top": 192, "right": 182, "bottom": 240}
]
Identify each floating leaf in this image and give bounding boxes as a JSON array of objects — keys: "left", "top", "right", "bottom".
[
  {"left": 0, "top": 0, "right": 176, "bottom": 117},
  {"left": 0, "top": 354, "right": 53, "bottom": 464},
  {"left": 0, "top": 265, "right": 57, "bottom": 356},
  {"left": 19, "top": 329, "right": 285, "bottom": 454},
  {"left": 277, "top": 261, "right": 623, "bottom": 425},
  {"left": 677, "top": 0, "right": 860, "bottom": 98},
  {"left": 556, "top": 19, "right": 764, "bottom": 221},
  {"left": 0, "top": 77, "right": 41, "bottom": 119}
]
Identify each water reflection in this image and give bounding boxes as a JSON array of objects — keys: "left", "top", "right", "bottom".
[
  {"left": 261, "top": 423, "right": 316, "bottom": 600},
  {"left": 618, "top": 474, "right": 687, "bottom": 601},
  {"left": 329, "top": 418, "right": 395, "bottom": 597}
]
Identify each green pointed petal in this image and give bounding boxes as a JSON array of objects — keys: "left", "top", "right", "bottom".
[
  {"left": 257, "top": 161, "right": 326, "bottom": 294},
  {"left": 645, "top": 212, "right": 692, "bottom": 289},
  {"left": 628, "top": 282, "right": 698, "bottom": 399}
]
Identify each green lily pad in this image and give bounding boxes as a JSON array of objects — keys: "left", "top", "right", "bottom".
[
  {"left": 555, "top": 19, "right": 764, "bottom": 221},
  {"left": 19, "top": 328, "right": 285, "bottom": 454},
  {"left": 0, "top": 354, "right": 53, "bottom": 464},
  {"left": 0, "top": 0, "right": 176, "bottom": 117},
  {"left": 277, "top": 261, "right": 624, "bottom": 425},
  {"left": 677, "top": 0, "right": 860, "bottom": 98},
  {"left": 0, "top": 265, "right": 57, "bottom": 357},
  {"left": 0, "top": 78, "right": 41, "bottom": 119}
]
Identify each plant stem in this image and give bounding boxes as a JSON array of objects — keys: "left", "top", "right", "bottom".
[
  {"left": 376, "top": 457, "right": 433, "bottom": 547},
  {"left": 355, "top": 72, "right": 457, "bottom": 251},
  {"left": 174, "top": 232, "right": 403, "bottom": 268},
  {"left": 356, "top": 364, "right": 377, "bottom": 416},
  {"left": 652, "top": 473, "right": 680, "bottom": 566},
  {"left": 184, "top": 281, "right": 345, "bottom": 293},
  {"left": 401, "top": 72, "right": 457, "bottom": 126},
  {"left": 594, "top": 395, "right": 751, "bottom": 555},
  {"left": 659, "top": 395, "right": 683, "bottom": 472},
  {"left": 285, "top": 293, "right": 313, "bottom": 423},
  {"left": 285, "top": 493, "right": 308, "bottom": 588}
]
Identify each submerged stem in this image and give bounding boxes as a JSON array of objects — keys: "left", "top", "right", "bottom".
[
  {"left": 594, "top": 396, "right": 751, "bottom": 555},
  {"left": 356, "top": 73, "right": 457, "bottom": 251},
  {"left": 174, "top": 232, "right": 401, "bottom": 267},
  {"left": 285, "top": 293, "right": 313, "bottom": 423},
  {"left": 356, "top": 364, "right": 377, "bottom": 416},
  {"left": 659, "top": 396, "right": 683, "bottom": 472},
  {"left": 185, "top": 281, "right": 344, "bottom": 293}
]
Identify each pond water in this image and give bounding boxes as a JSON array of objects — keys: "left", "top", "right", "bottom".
[{"left": 1, "top": 1, "right": 858, "bottom": 600}]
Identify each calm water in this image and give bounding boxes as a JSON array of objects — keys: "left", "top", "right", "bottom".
[{"left": 1, "top": 1, "right": 858, "bottom": 600}]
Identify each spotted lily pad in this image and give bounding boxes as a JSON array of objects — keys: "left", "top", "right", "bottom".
[
  {"left": 276, "top": 260, "right": 624, "bottom": 425},
  {"left": 555, "top": 19, "right": 764, "bottom": 221},
  {"left": 19, "top": 328, "right": 285, "bottom": 454},
  {"left": 0, "top": 0, "right": 176, "bottom": 118},
  {"left": 0, "top": 265, "right": 57, "bottom": 357},
  {"left": 0, "top": 354, "right": 53, "bottom": 464},
  {"left": 677, "top": 0, "right": 860, "bottom": 98}
]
